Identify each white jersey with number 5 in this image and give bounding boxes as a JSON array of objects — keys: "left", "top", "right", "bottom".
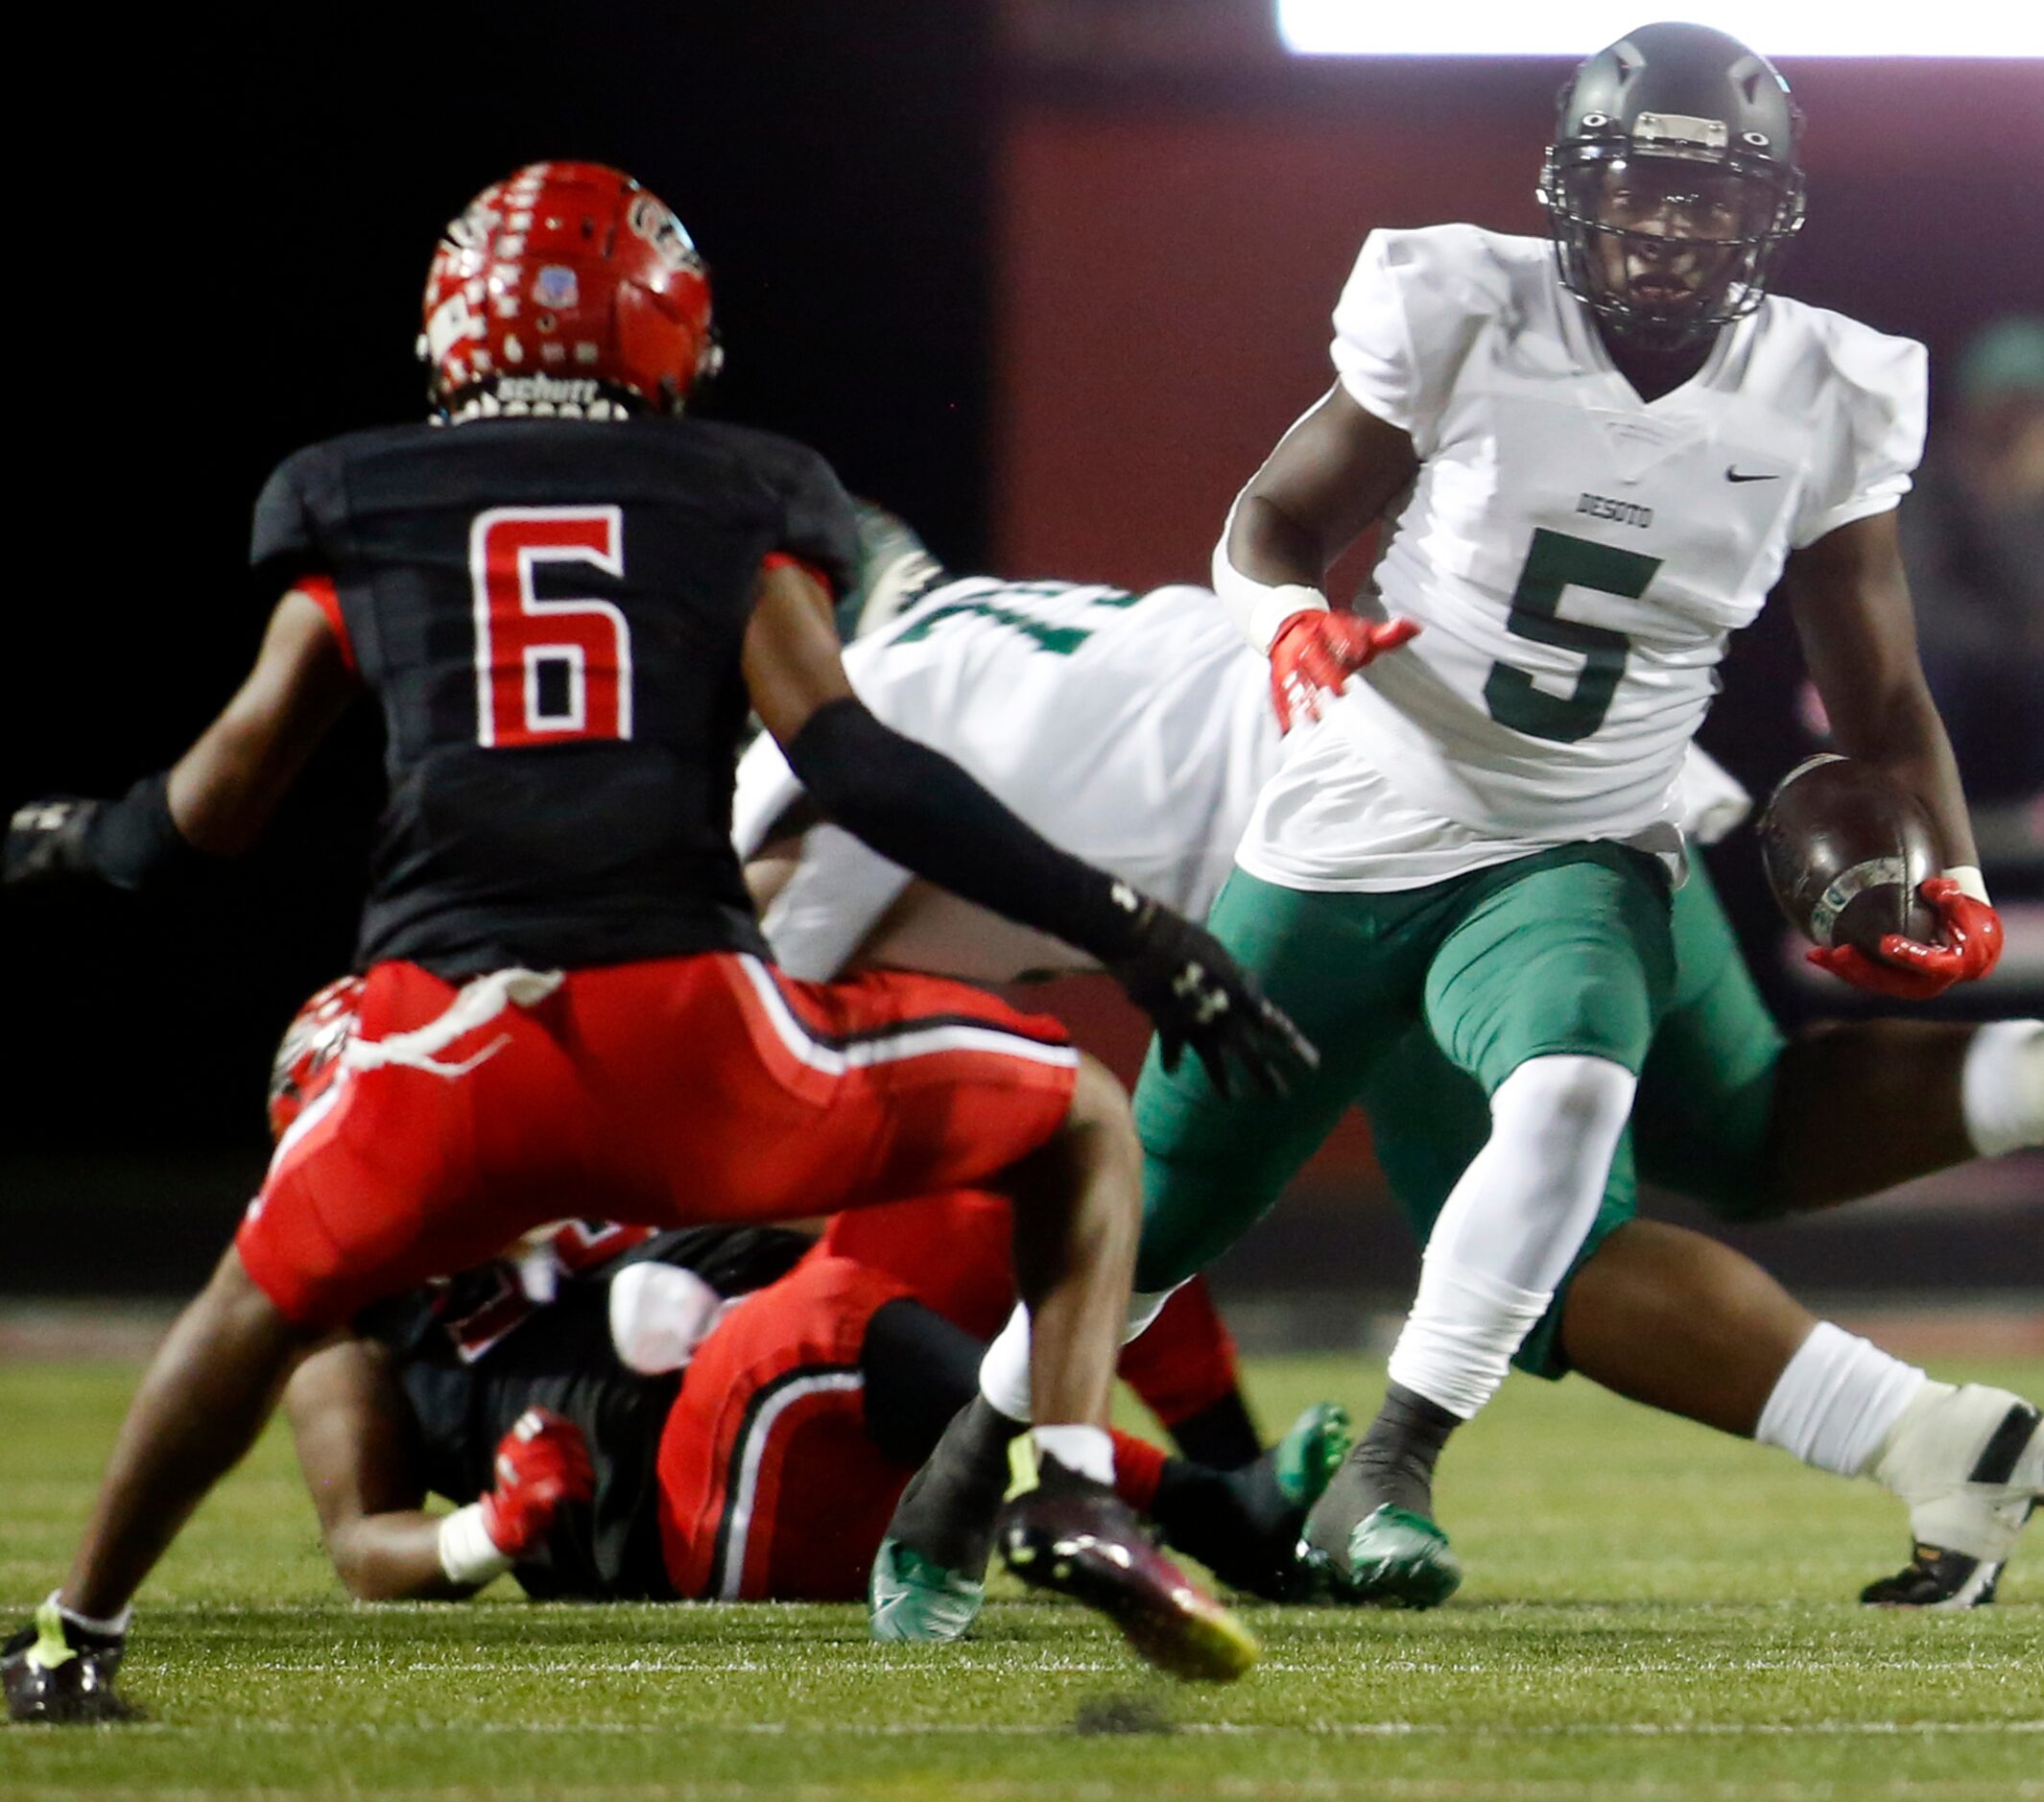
[
  {"left": 732, "top": 575, "right": 1754, "bottom": 982},
  {"left": 1238, "top": 224, "right": 1924, "bottom": 891}
]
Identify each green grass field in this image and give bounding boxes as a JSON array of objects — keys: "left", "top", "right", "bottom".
[{"left": 5, "top": 1352, "right": 2040, "bottom": 1800}]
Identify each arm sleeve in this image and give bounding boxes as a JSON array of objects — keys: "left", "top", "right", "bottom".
[
  {"left": 84, "top": 771, "right": 207, "bottom": 891},
  {"left": 783, "top": 698, "right": 1145, "bottom": 968},
  {"left": 1791, "top": 329, "right": 1927, "bottom": 550}
]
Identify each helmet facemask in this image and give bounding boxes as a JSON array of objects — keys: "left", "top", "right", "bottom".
[
  {"left": 1539, "top": 36, "right": 1807, "bottom": 356},
  {"left": 1541, "top": 130, "right": 1803, "bottom": 351}
]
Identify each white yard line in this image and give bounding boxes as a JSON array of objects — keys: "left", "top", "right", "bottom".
[{"left": 101, "top": 1718, "right": 2044, "bottom": 1738}]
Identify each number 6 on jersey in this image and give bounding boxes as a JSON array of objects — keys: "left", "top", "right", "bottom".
[{"left": 470, "top": 507, "right": 633, "bottom": 747}]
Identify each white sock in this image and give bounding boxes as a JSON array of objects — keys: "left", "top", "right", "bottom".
[
  {"left": 1754, "top": 1321, "right": 1929, "bottom": 1478},
  {"left": 1387, "top": 1258, "right": 1552, "bottom": 1420},
  {"left": 1427, "top": 1055, "right": 1636, "bottom": 1291},
  {"left": 974, "top": 1288, "right": 1178, "bottom": 1425},
  {"left": 978, "top": 1305, "right": 1033, "bottom": 1421},
  {"left": 1033, "top": 1423, "right": 1116, "bottom": 1485},
  {"left": 48, "top": 1590, "right": 131, "bottom": 1639},
  {"left": 1961, "top": 1019, "right": 2044, "bottom": 1157},
  {"left": 1386, "top": 1055, "right": 1634, "bottom": 1419}
]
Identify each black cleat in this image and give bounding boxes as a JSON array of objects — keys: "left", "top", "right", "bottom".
[
  {"left": 5, "top": 1600, "right": 142, "bottom": 1724},
  {"left": 1861, "top": 1540, "right": 2011, "bottom": 1610},
  {"left": 997, "top": 1451, "right": 1259, "bottom": 1682},
  {"left": 1866, "top": 1387, "right": 2041, "bottom": 1609}
]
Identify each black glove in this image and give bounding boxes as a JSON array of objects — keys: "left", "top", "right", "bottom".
[
  {"left": 4, "top": 797, "right": 103, "bottom": 889},
  {"left": 1108, "top": 891, "right": 1318, "bottom": 1100}
]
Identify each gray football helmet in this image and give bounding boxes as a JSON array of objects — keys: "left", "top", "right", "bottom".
[{"left": 1538, "top": 22, "right": 1806, "bottom": 348}]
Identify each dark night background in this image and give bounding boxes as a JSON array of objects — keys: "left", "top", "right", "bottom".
[
  {"left": 4, "top": 5, "right": 2037, "bottom": 1299},
  {"left": 4, "top": 5, "right": 1006, "bottom": 1150}
]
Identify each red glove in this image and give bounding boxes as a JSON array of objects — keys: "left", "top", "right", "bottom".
[
  {"left": 1269, "top": 609, "right": 1420, "bottom": 732},
  {"left": 1806, "top": 876, "right": 2004, "bottom": 1002},
  {"left": 477, "top": 1408, "right": 595, "bottom": 1558}
]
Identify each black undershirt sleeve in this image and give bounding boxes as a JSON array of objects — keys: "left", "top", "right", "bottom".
[
  {"left": 86, "top": 772, "right": 207, "bottom": 891},
  {"left": 782, "top": 696, "right": 1147, "bottom": 969}
]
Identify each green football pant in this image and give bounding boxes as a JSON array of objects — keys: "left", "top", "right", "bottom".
[
  {"left": 1361, "top": 855, "right": 1788, "bottom": 1378},
  {"left": 1133, "top": 842, "right": 1675, "bottom": 1299}
]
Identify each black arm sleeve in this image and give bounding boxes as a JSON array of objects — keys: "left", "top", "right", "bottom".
[
  {"left": 86, "top": 771, "right": 207, "bottom": 891},
  {"left": 783, "top": 698, "right": 1148, "bottom": 968}
]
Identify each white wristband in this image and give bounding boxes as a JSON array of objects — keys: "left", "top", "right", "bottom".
[
  {"left": 1211, "top": 498, "right": 1329, "bottom": 652},
  {"left": 1940, "top": 865, "right": 1990, "bottom": 906},
  {"left": 436, "top": 1504, "right": 513, "bottom": 1587},
  {"left": 1244, "top": 583, "right": 1332, "bottom": 656}
]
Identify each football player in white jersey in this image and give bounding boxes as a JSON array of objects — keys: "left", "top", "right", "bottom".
[
  {"left": 960, "top": 21, "right": 2013, "bottom": 1608},
  {"left": 737, "top": 526, "right": 2042, "bottom": 1622}
]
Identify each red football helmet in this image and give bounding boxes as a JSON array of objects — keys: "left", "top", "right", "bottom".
[
  {"left": 419, "top": 161, "right": 722, "bottom": 421},
  {"left": 268, "top": 976, "right": 366, "bottom": 1142}
]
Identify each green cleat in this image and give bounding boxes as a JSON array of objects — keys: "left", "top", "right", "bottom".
[
  {"left": 1272, "top": 1402, "right": 1352, "bottom": 1510},
  {"left": 1295, "top": 1504, "right": 1462, "bottom": 1610},
  {"left": 868, "top": 1538, "right": 985, "bottom": 1643}
]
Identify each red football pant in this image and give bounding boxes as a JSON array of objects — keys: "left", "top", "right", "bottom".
[
  {"left": 239, "top": 953, "right": 1076, "bottom": 1327},
  {"left": 654, "top": 1250, "right": 1174, "bottom": 1601},
  {"left": 657, "top": 1254, "right": 912, "bottom": 1600},
  {"left": 821, "top": 1192, "right": 1244, "bottom": 1429}
]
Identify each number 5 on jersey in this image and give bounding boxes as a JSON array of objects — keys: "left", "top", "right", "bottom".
[
  {"left": 470, "top": 507, "right": 633, "bottom": 747},
  {"left": 1484, "top": 528, "right": 1661, "bottom": 745}
]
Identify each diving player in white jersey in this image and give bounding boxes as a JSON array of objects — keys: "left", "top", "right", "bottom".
[
  {"left": 735, "top": 535, "right": 2043, "bottom": 1621},
  {"left": 954, "top": 21, "right": 2014, "bottom": 1608}
]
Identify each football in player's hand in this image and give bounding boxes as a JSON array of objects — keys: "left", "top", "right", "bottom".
[{"left": 1758, "top": 754, "right": 1941, "bottom": 955}]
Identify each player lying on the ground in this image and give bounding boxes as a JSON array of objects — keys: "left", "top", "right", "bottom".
[
  {"left": 1, "top": 163, "right": 1316, "bottom": 1722},
  {"left": 733, "top": 524, "right": 2044, "bottom": 1620},
  {"left": 282, "top": 1207, "right": 1346, "bottom": 1608},
  {"left": 266, "top": 981, "right": 1329, "bottom": 1606}
]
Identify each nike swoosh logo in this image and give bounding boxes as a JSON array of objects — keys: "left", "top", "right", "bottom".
[{"left": 1725, "top": 466, "right": 1779, "bottom": 483}]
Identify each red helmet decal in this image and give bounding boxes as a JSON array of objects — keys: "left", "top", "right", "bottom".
[{"left": 420, "top": 162, "right": 719, "bottom": 421}]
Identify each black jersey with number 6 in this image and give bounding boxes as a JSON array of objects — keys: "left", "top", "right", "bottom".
[{"left": 250, "top": 416, "right": 860, "bottom": 978}]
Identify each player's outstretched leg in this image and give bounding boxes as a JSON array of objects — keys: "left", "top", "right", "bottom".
[
  {"left": 997, "top": 1441, "right": 1259, "bottom": 1682},
  {"left": 1558, "top": 1221, "right": 2041, "bottom": 1609},
  {"left": 5, "top": 1246, "right": 312, "bottom": 1723},
  {"left": 1861, "top": 1386, "right": 2043, "bottom": 1607}
]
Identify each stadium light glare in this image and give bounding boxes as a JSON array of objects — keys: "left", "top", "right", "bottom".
[{"left": 1275, "top": 1, "right": 2044, "bottom": 57}]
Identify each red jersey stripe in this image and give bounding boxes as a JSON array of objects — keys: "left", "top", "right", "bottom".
[
  {"left": 760, "top": 551, "right": 835, "bottom": 599},
  {"left": 293, "top": 575, "right": 356, "bottom": 674}
]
